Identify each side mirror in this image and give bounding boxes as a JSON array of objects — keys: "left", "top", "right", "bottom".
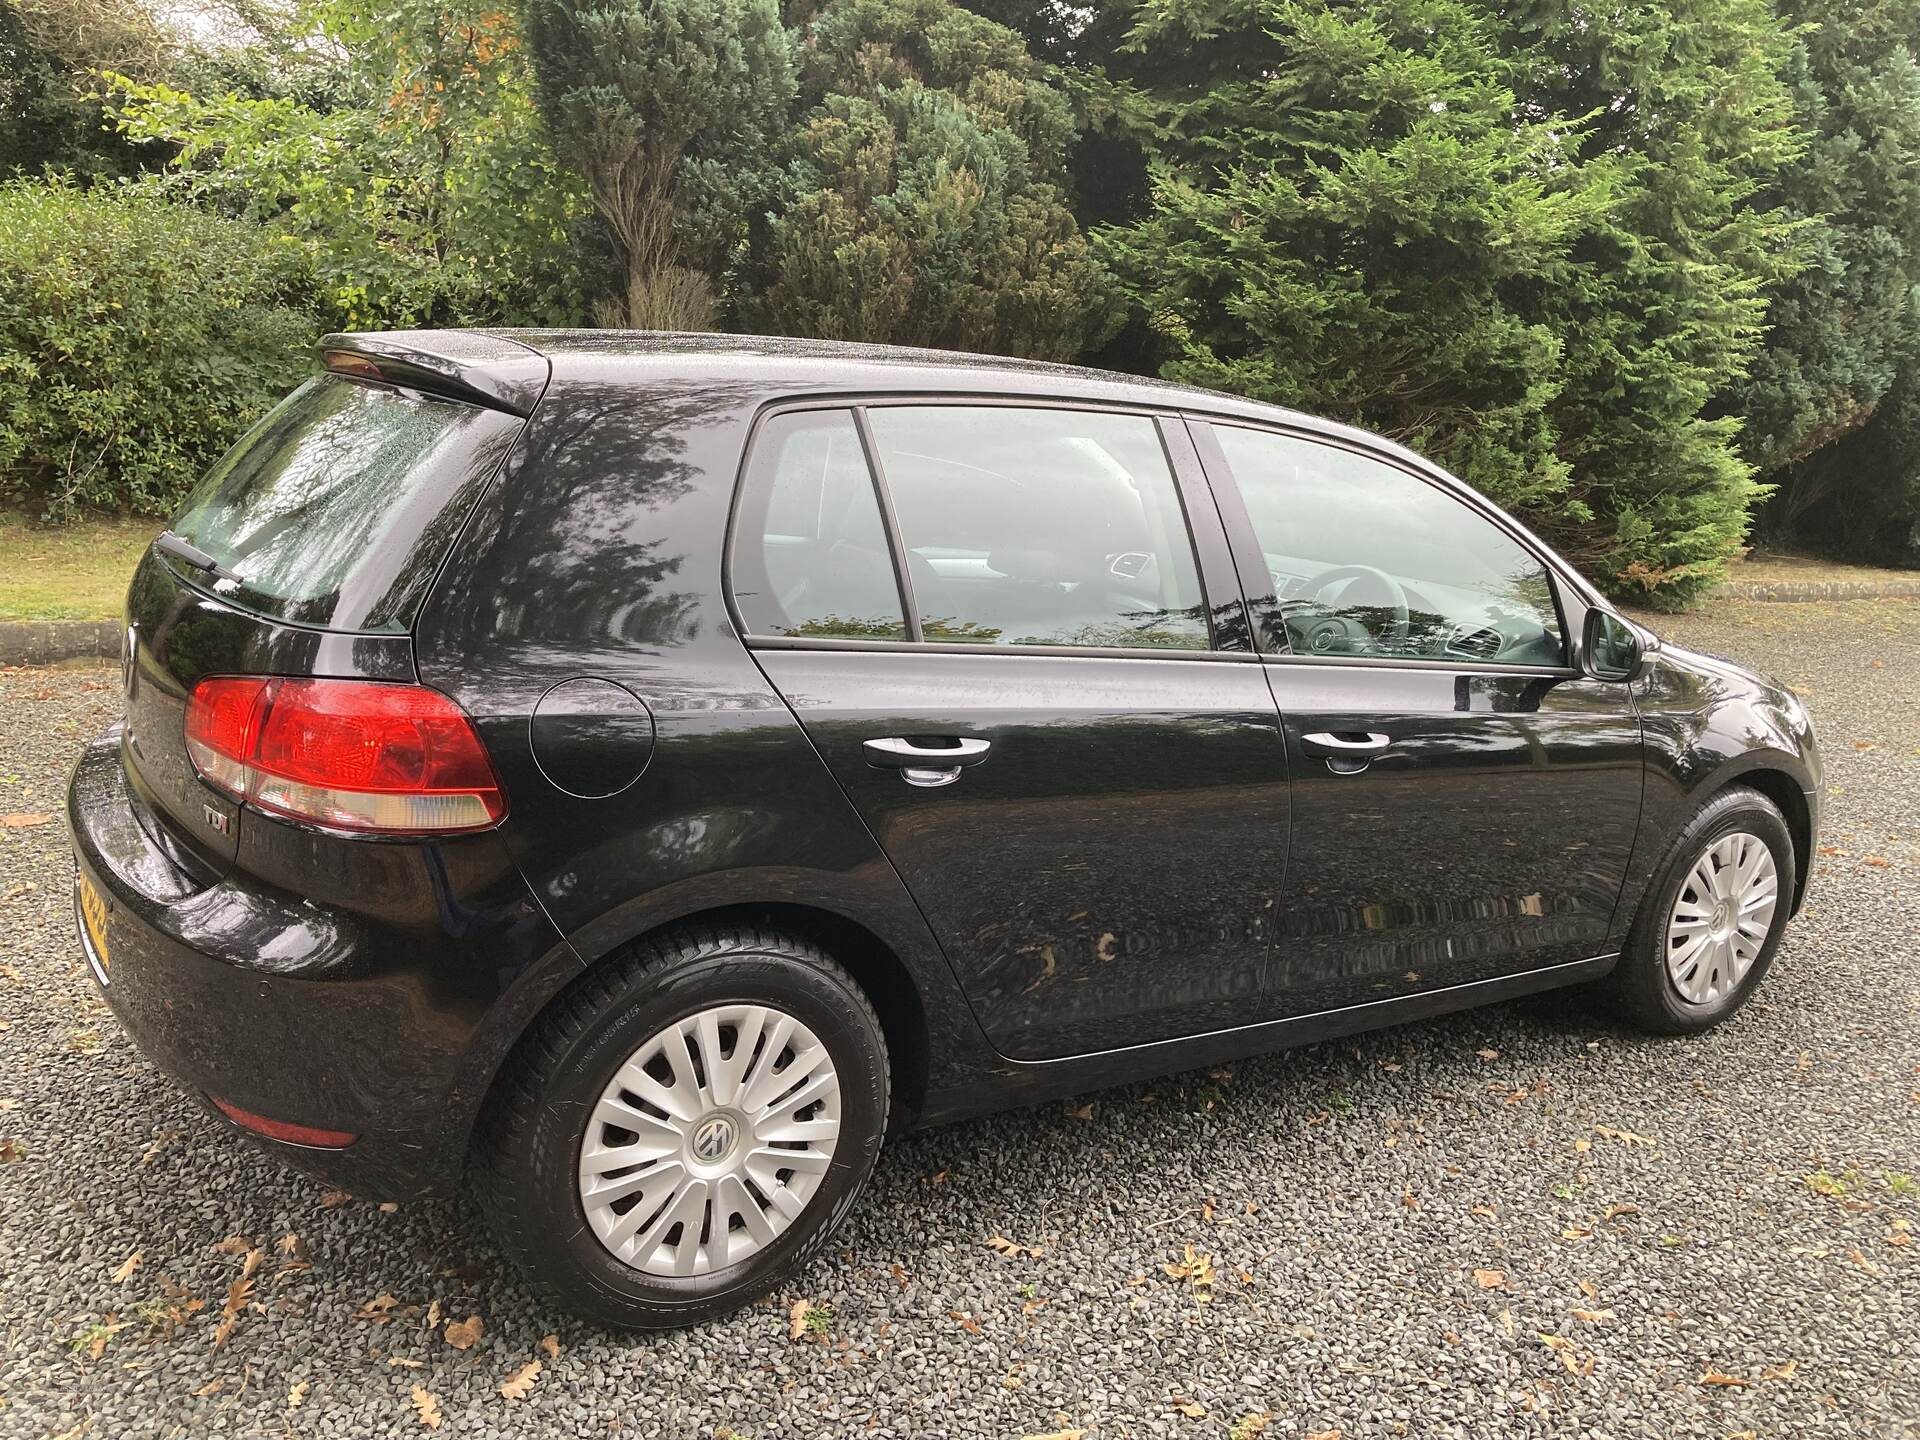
[{"left": 1583, "top": 609, "right": 1642, "bottom": 682}]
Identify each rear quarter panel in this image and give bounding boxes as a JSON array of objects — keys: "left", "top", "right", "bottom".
[{"left": 411, "top": 364, "right": 991, "bottom": 1103}]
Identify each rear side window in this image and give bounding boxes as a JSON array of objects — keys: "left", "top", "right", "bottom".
[
  {"left": 729, "top": 410, "right": 908, "bottom": 640},
  {"left": 867, "top": 406, "right": 1210, "bottom": 649},
  {"left": 168, "top": 376, "right": 523, "bottom": 633}
]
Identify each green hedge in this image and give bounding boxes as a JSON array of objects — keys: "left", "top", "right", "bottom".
[{"left": 0, "top": 178, "right": 316, "bottom": 518}]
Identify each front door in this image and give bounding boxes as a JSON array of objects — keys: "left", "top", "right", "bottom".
[
  {"left": 1194, "top": 421, "right": 1643, "bottom": 1016},
  {"left": 731, "top": 402, "right": 1290, "bottom": 1060}
]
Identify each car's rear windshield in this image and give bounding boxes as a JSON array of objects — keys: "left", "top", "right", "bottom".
[{"left": 166, "top": 374, "right": 523, "bottom": 633}]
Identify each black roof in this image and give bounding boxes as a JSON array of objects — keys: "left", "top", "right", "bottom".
[{"left": 325, "top": 326, "right": 1433, "bottom": 476}]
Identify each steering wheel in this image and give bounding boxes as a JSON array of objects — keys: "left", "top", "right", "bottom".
[{"left": 1297, "top": 563, "right": 1412, "bottom": 648}]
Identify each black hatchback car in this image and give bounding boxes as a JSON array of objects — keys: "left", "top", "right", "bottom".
[{"left": 69, "top": 331, "right": 1820, "bottom": 1328}]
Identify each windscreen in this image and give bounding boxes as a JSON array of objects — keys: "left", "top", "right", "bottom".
[{"left": 167, "top": 375, "right": 523, "bottom": 633}]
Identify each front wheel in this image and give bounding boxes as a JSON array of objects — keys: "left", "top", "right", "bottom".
[
  {"left": 477, "top": 925, "right": 890, "bottom": 1329},
  {"left": 1602, "top": 785, "right": 1796, "bottom": 1035}
]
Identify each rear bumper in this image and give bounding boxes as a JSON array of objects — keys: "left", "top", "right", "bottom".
[{"left": 68, "top": 728, "right": 573, "bottom": 1197}]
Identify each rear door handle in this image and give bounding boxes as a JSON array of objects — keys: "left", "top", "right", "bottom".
[
  {"left": 863, "top": 736, "right": 992, "bottom": 767},
  {"left": 1300, "top": 731, "right": 1392, "bottom": 758},
  {"left": 863, "top": 736, "right": 992, "bottom": 788}
]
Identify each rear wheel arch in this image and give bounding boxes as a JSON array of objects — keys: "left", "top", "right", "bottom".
[{"left": 474, "top": 901, "right": 931, "bottom": 1150}]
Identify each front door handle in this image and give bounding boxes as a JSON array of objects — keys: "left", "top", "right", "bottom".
[
  {"left": 863, "top": 736, "right": 992, "bottom": 788},
  {"left": 1300, "top": 731, "right": 1392, "bottom": 758}
]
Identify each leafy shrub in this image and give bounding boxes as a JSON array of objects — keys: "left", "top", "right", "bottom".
[{"left": 0, "top": 177, "right": 315, "bottom": 517}]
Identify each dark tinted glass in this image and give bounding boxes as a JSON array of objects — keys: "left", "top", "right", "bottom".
[
  {"left": 866, "top": 406, "right": 1210, "bottom": 649},
  {"left": 1215, "top": 426, "right": 1565, "bottom": 665},
  {"left": 170, "top": 376, "right": 521, "bottom": 633},
  {"left": 730, "top": 411, "right": 907, "bottom": 640}
]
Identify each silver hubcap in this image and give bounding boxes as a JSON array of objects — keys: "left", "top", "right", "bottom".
[
  {"left": 1665, "top": 831, "right": 1779, "bottom": 1005},
  {"left": 577, "top": 1003, "right": 842, "bottom": 1277}
]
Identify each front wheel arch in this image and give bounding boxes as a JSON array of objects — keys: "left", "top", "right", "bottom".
[{"left": 1685, "top": 762, "right": 1814, "bottom": 915}]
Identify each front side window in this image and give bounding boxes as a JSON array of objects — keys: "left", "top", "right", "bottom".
[
  {"left": 866, "top": 406, "right": 1210, "bottom": 649},
  {"left": 730, "top": 410, "right": 907, "bottom": 640},
  {"left": 1213, "top": 426, "right": 1566, "bottom": 666}
]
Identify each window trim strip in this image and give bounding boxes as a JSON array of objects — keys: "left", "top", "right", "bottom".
[{"left": 851, "top": 406, "right": 922, "bottom": 644}]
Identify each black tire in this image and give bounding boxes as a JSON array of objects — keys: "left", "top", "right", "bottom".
[
  {"left": 477, "top": 924, "right": 890, "bottom": 1330},
  {"left": 1602, "top": 785, "right": 1796, "bottom": 1035}
]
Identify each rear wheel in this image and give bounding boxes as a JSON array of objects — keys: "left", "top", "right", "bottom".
[
  {"left": 1602, "top": 786, "right": 1795, "bottom": 1035},
  {"left": 478, "top": 925, "right": 889, "bottom": 1329}
]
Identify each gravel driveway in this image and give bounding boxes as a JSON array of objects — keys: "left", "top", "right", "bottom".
[{"left": 1, "top": 598, "right": 1915, "bottom": 1440}]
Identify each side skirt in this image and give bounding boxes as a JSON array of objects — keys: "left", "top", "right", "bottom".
[{"left": 913, "top": 953, "right": 1619, "bottom": 1129}]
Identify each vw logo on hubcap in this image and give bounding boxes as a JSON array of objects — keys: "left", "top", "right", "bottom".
[{"left": 690, "top": 1114, "right": 737, "bottom": 1164}]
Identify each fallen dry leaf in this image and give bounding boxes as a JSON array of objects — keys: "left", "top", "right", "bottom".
[
  {"left": 0, "top": 813, "right": 52, "bottom": 828},
  {"left": 1845, "top": 1248, "right": 1880, "bottom": 1275},
  {"left": 1306, "top": 1430, "right": 1343, "bottom": 1440},
  {"left": 1764, "top": 1360, "right": 1799, "bottom": 1382},
  {"left": 1020, "top": 1430, "right": 1088, "bottom": 1440},
  {"left": 443, "top": 1314, "right": 484, "bottom": 1350},
  {"left": 499, "top": 1359, "right": 541, "bottom": 1401},
  {"left": 1162, "top": 1243, "right": 1217, "bottom": 1298},
  {"left": 411, "top": 1385, "right": 443, "bottom": 1428},
  {"left": 317, "top": 1189, "right": 353, "bottom": 1208},
  {"left": 288, "top": 1381, "right": 309, "bottom": 1410},
  {"left": 222, "top": 1275, "right": 254, "bottom": 1319},
  {"left": 1571, "top": 1308, "right": 1615, "bottom": 1323},
  {"left": 1168, "top": 1397, "right": 1206, "bottom": 1418},
  {"left": 986, "top": 1234, "right": 1045, "bottom": 1260},
  {"left": 195, "top": 1378, "right": 224, "bottom": 1397},
  {"left": 211, "top": 1235, "right": 252, "bottom": 1256},
  {"left": 539, "top": 1333, "right": 560, "bottom": 1361},
  {"left": 1473, "top": 1268, "right": 1506, "bottom": 1289},
  {"left": 354, "top": 1293, "right": 403, "bottom": 1323},
  {"left": 240, "top": 1248, "right": 265, "bottom": 1282},
  {"left": 110, "top": 1249, "right": 142, "bottom": 1285},
  {"left": 1066, "top": 1103, "right": 1094, "bottom": 1121},
  {"left": 210, "top": 1315, "right": 236, "bottom": 1351},
  {"left": 1593, "top": 1125, "right": 1654, "bottom": 1146},
  {"left": 1700, "top": 1370, "right": 1749, "bottom": 1388},
  {"left": 788, "top": 1298, "right": 815, "bottom": 1341}
]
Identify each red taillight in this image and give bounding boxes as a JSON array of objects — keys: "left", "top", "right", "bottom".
[
  {"left": 211, "top": 1097, "right": 357, "bottom": 1149},
  {"left": 185, "top": 677, "right": 504, "bottom": 834}
]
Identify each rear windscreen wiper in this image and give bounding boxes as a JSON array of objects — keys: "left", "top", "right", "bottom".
[{"left": 154, "top": 530, "right": 242, "bottom": 585}]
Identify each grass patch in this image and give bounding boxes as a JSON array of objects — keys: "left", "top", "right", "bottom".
[{"left": 0, "top": 509, "right": 153, "bottom": 622}]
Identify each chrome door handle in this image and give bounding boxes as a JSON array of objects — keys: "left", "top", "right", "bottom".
[
  {"left": 1300, "top": 731, "right": 1392, "bottom": 757},
  {"left": 863, "top": 736, "right": 992, "bottom": 787}
]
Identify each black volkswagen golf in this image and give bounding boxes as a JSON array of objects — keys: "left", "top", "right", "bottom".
[{"left": 69, "top": 330, "right": 1821, "bottom": 1328}]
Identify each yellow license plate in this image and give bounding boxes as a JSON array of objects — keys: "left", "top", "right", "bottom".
[{"left": 78, "top": 873, "right": 111, "bottom": 978}]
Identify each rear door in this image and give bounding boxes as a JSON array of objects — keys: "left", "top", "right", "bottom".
[
  {"left": 733, "top": 401, "right": 1291, "bottom": 1061},
  {"left": 1191, "top": 420, "right": 1643, "bottom": 1015},
  {"left": 121, "top": 360, "right": 532, "bottom": 876}
]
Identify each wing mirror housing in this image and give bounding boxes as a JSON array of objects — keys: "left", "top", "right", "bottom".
[{"left": 1583, "top": 608, "right": 1644, "bottom": 682}]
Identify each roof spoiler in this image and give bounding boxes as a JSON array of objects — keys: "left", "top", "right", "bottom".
[{"left": 317, "top": 330, "right": 550, "bottom": 417}]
